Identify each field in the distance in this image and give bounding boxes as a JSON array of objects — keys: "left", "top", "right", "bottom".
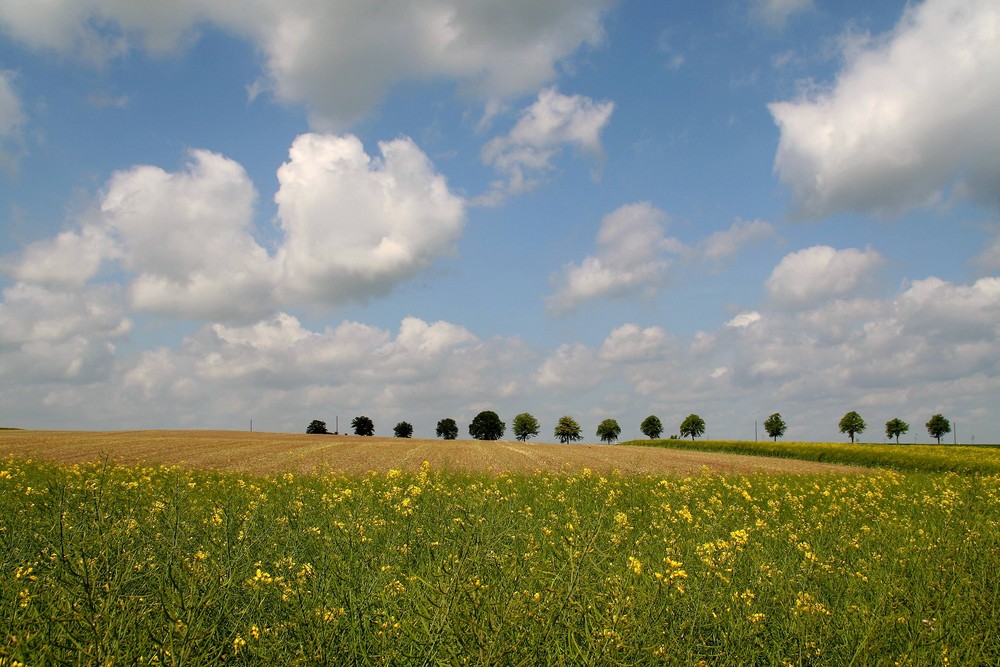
[{"left": 0, "top": 429, "right": 865, "bottom": 476}]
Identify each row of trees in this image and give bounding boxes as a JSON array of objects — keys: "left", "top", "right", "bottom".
[
  {"left": 308, "top": 412, "right": 710, "bottom": 443},
  {"left": 308, "top": 411, "right": 953, "bottom": 444},
  {"left": 839, "top": 411, "right": 952, "bottom": 444}
]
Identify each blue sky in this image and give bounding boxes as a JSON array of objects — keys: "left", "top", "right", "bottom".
[{"left": 1, "top": 0, "right": 998, "bottom": 444}]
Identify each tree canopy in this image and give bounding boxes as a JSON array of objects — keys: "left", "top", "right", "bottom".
[
  {"left": 839, "top": 411, "right": 866, "bottom": 443},
  {"left": 436, "top": 418, "right": 458, "bottom": 440},
  {"left": 393, "top": 421, "right": 413, "bottom": 438},
  {"left": 926, "top": 414, "right": 951, "bottom": 444},
  {"left": 469, "top": 411, "right": 505, "bottom": 441},
  {"left": 596, "top": 418, "right": 621, "bottom": 444},
  {"left": 679, "top": 414, "right": 706, "bottom": 440},
  {"left": 885, "top": 418, "right": 909, "bottom": 444},
  {"left": 512, "top": 413, "right": 540, "bottom": 442},
  {"left": 351, "top": 415, "right": 375, "bottom": 437},
  {"left": 306, "top": 419, "right": 328, "bottom": 435},
  {"left": 640, "top": 415, "right": 663, "bottom": 439},
  {"left": 554, "top": 416, "right": 583, "bottom": 444},
  {"left": 763, "top": 413, "right": 786, "bottom": 441}
]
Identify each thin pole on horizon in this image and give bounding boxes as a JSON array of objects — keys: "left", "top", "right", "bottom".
[{"left": 250, "top": 418, "right": 253, "bottom": 432}]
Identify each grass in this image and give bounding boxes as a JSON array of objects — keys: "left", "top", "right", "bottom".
[
  {"left": 2, "top": 454, "right": 998, "bottom": 665},
  {"left": 623, "top": 438, "right": 1000, "bottom": 475}
]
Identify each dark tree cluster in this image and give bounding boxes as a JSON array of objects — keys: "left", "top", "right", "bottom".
[
  {"left": 469, "top": 411, "right": 505, "bottom": 440},
  {"left": 351, "top": 415, "right": 375, "bottom": 437},
  {"left": 306, "top": 419, "right": 328, "bottom": 435},
  {"left": 436, "top": 418, "right": 458, "bottom": 440}
]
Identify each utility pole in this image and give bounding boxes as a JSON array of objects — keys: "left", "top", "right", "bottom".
[
  {"left": 250, "top": 418, "right": 253, "bottom": 432},
  {"left": 755, "top": 420, "right": 758, "bottom": 442}
]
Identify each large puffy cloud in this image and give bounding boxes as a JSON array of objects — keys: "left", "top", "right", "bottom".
[
  {"left": 766, "top": 245, "right": 884, "bottom": 310},
  {"left": 6, "top": 133, "right": 464, "bottom": 320},
  {"left": 895, "top": 276, "right": 1000, "bottom": 342},
  {"left": 0, "top": 283, "right": 129, "bottom": 345},
  {"left": 274, "top": 133, "right": 466, "bottom": 304},
  {"left": 481, "top": 87, "right": 614, "bottom": 197},
  {"left": 546, "top": 202, "right": 681, "bottom": 314},
  {"left": 100, "top": 149, "right": 276, "bottom": 321},
  {"left": 0, "top": 283, "right": 130, "bottom": 384},
  {"left": 0, "top": 0, "right": 614, "bottom": 127},
  {"left": 9, "top": 225, "right": 120, "bottom": 288},
  {"left": 770, "top": 0, "right": 1000, "bottom": 217}
]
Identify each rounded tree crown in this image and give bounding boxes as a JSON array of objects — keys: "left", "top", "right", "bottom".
[{"left": 469, "top": 411, "right": 506, "bottom": 440}]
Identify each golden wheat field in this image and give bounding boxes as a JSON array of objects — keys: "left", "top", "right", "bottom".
[{"left": 0, "top": 429, "right": 864, "bottom": 476}]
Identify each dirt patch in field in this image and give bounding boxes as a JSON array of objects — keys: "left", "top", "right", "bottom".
[{"left": 0, "top": 430, "right": 865, "bottom": 477}]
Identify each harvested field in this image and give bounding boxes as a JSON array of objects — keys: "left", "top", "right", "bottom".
[{"left": 0, "top": 429, "right": 864, "bottom": 476}]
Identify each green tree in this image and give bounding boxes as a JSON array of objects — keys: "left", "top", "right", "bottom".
[
  {"left": 596, "top": 418, "right": 621, "bottom": 444},
  {"left": 839, "top": 411, "right": 866, "bottom": 443},
  {"left": 469, "top": 411, "right": 505, "bottom": 441},
  {"left": 640, "top": 415, "right": 663, "bottom": 439},
  {"left": 763, "top": 413, "right": 786, "bottom": 441},
  {"left": 554, "top": 416, "right": 582, "bottom": 444},
  {"left": 512, "top": 413, "right": 540, "bottom": 442},
  {"left": 679, "top": 414, "right": 706, "bottom": 440},
  {"left": 351, "top": 415, "right": 375, "bottom": 437},
  {"left": 436, "top": 418, "right": 458, "bottom": 440},
  {"left": 306, "top": 419, "right": 328, "bottom": 434},
  {"left": 885, "top": 418, "right": 909, "bottom": 444},
  {"left": 926, "top": 414, "right": 951, "bottom": 444},
  {"left": 393, "top": 421, "right": 413, "bottom": 438}
]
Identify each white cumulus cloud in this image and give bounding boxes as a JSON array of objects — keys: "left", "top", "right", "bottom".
[
  {"left": 9, "top": 225, "right": 120, "bottom": 288},
  {"left": 0, "top": 283, "right": 130, "bottom": 384},
  {"left": 597, "top": 324, "right": 670, "bottom": 363},
  {"left": 770, "top": 0, "right": 1000, "bottom": 217},
  {"left": 0, "top": 0, "right": 614, "bottom": 127},
  {"left": 546, "top": 202, "right": 681, "bottom": 314},
  {"left": 101, "top": 149, "right": 276, "bottom": 321},
  {"left": 5, "top": 133, "right": 464, "bottom": 321},
  {"left": 274, "top": 133, "right": 466, "bottom": 305},
  {"left": 766, "top": 245, "right": 884, "bottom": 310},
  {"left": 481, "top": 87, "right": 614, "bottom": 196}
]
